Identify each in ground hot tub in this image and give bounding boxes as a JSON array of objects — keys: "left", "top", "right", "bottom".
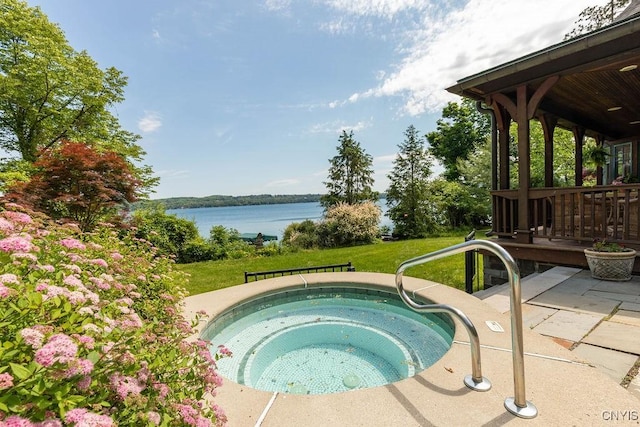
[{"left": 201, "top": 286, "right": 454, "bottom": 394}]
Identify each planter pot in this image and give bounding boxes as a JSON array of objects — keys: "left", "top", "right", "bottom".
[{"left": 584, "top": 248, "right": 637, "bottom": 281}]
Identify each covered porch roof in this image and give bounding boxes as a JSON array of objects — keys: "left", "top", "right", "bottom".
[
  {"left": 445, "top": 6, "right": 640, "bottom": 254},
  {"left": 446, "top": 13, "right": 640, "bottom": 141}
]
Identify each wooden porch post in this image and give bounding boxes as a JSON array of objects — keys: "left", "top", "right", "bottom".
[
  {"left": 490, "top": 76, "right": 559, "bottom": 244},
  {"left": 595, "top": 134, "right": 605, "bottom": 185},
  {"left": 540, "top": 114, "right": 557, "bottom": 188},
  {"left": 573, "top": 126, "right": 586, "bottom": 186},
  {"left": 492, "top": 104, "right": 511, "bottom": 190},
  {"left": 515, "top": 86, "right": 532, "bottom": 243}
]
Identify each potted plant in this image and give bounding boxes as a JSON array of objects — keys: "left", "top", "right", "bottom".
[
  {"left": 584, "top": 239, "right": 637, "bottom": 281},
  {"left": 584, "top": 144, "right": 609, "bottom": 169}
]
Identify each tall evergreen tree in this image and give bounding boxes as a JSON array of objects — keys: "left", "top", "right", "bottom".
[
  {"left": 320, "top": 130, "right": 378, "bottom": 209},
  {"left": 386, "top": 125, "right": 435, "bottom": 238}
]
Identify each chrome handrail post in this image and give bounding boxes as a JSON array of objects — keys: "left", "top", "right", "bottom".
[
  {"left": 395, "top": 239, "right": 537, "bottom": 419},
  {"left": 396, "top": 262, "right": 490, "bottom": 391}
]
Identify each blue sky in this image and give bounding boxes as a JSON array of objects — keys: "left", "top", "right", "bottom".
[{"left": 30, "top": 0, "right": 596, "bottom": 199}]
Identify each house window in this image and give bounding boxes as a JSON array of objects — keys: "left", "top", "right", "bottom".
[{"left": 612, "top": 142, "right": 632, "bottom": 183}]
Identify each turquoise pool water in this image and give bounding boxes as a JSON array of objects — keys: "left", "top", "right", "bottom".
[{"left": 201, "top": 286, "right": 454, "bottom": 395}]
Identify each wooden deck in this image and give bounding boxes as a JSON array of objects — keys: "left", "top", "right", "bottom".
[
  {"left": 487, "top": 185, "right": 640, "bottom": 280},
  {"left": 492, "top": 184, "right": 640, "bottom": 246},
  {"left": 487, "top": 236, "right": 640, "bottom": 281}
]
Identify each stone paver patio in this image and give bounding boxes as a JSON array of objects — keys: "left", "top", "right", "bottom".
[{"left": 477, "top": 267, "right": 640, "bottom": 401}]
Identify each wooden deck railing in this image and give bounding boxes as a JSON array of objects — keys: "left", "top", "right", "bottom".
[{"left": 491, "top": 185, "right": 640, "bottom": 245}]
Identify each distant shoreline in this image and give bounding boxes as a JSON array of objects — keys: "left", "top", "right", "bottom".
[
  {"left": 136, "top": 194, "right": 323, "bottom": 210},
  {"left": 136, "top": 193, "right": 387, "bottom": 211}
]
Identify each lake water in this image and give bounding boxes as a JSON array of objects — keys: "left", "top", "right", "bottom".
[{"left": 167, "top": 201, "right": 391, "bottom": 239}]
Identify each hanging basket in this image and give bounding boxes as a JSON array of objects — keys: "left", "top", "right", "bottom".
[{"left": 584, "top": 248, "right": 637, "bottom": 281}]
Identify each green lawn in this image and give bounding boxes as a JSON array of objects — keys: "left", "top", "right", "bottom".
[{"left": 177, "top": 232, "right": 486, "bottom": 295}]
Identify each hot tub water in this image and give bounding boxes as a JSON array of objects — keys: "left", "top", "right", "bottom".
[{"left": 202, "top": 287, "right": 454, "bottom": 395}]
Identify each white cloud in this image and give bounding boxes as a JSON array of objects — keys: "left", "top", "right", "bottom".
[
  {"left": 344, "top": 0, "right": 593, "bottom": 115},
  {"left": 339, "top": 120, "right": 370, "bottom": 133},
  {"left": 268, "top": 0, "right": 432, "bottom": 22},
  {"left": 319, "top": 18, "right": 355, "bottom": 35},
  {"left": 309, "top": 119, "right": 372, "bottom": 134},
  {"left": 324, "top": 0, "right": 431, "bottom": 19},
  {"left": 138, "top": 112, "right": 162, "bottom": 133},
  {"left": 264, "top": 0, "right": 292, "bottom": 12},
  {"left": 309, "top": 122, "right": 335, "bottom": 134}
]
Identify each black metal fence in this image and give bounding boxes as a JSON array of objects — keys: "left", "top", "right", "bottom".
[{"left": 244, "top": 262, "right": 355, "bottom": 283}]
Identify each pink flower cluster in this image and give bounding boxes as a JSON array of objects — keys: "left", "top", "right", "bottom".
[
  {"left": 36, "top": 282, "right": 99, "bottom": 306},
  {"left": 20, "top": 327, "right": 45, "bottom": 348},
  {"left": 0, "top": 217, "right": 15, "bottom": 233},
  {"left": 0, "top": 284, "right": 12, "bottom": 298},
  {"left": 34, "top": 334, "right": 78, "bottom": 367},
  {"left": 64, "top": 409, "right": 114, "bottom": 427},
  {"left": 62, "top": 358, "right": 94, "bottom": 379},
  {"left": 3, "top": 211, "right": 33, "bottom": 225},
  {"left": 89, "top": 258, "right": 108, "bottom": 268},
  {"left": 146, "top": 412, "right": 161, "bottom": 425},
  {"left": 0, "top": 236, "right": 32, "bottom": 253},
  {"left": 74, "top": 334, "right": 95, "bottom": 349},
  {"left": 0, "top": 372, "right": 14, "bottom": 389},
  {"left": 89, "top": 276, "right": 111, "bottom": 290},
  {"left": 174, "top": 403, "right": 212, "bottom": 427},
  {"left": 217, "top": 345, "right": 232, "bottom": 357},
  {"left": 58, "top": 238, "right": 86, "bottom": 250},
  {"left": 109, "top": 373, "right": 145, "bottom": 400},
  {"left": 153, "top": 382, "right": 170, "bottom": 399},
  {"left": 0, "top": 416, "right": 63, "bottom": 426},
  {"left": 119, "top": 312, "right": 143, "bottom": 330},
  {"left": 0, "top": 273, "right": 19, "bottom": 284}
]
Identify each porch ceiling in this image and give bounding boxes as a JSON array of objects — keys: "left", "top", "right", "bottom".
[{"left": 447, "top": 15, "right": 640, "bottom": 141}]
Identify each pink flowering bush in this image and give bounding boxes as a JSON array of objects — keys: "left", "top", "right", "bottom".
[{"left": 0, "top": 203, "right": 227, "bottom": 425}]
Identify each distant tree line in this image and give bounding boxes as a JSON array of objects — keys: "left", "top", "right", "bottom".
[{"left": 136, "top": 193, "right": 324, "bottom": 210}]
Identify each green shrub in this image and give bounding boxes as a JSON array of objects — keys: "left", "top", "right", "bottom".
[
  {"left": 130, "top": 206, "right": 204, "bottom": 262},
  {"left": 256, "top": 242, "right": 284, "bottom": 257},
  {"left": 208, "top": 225, "right": 253, "bottom": 260},
  {"left": 282, "top": 220, "right": 319, "bottom": 249},
  {"left": 317, "top": 202, "right": 381, "bottom": 247},
  {"left": 179, "top": 237, "right": 216, "bottom": 263},
  {"left": 427, "top": 179, "right": 490, "bottom": 228},
  {"left": 378, "top": 225, "right": 392, "bottom": 236}
]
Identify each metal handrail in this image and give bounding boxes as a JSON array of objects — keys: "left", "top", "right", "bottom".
[{"left": 395, "top": 239, "right": 537, "bottom": 419}]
